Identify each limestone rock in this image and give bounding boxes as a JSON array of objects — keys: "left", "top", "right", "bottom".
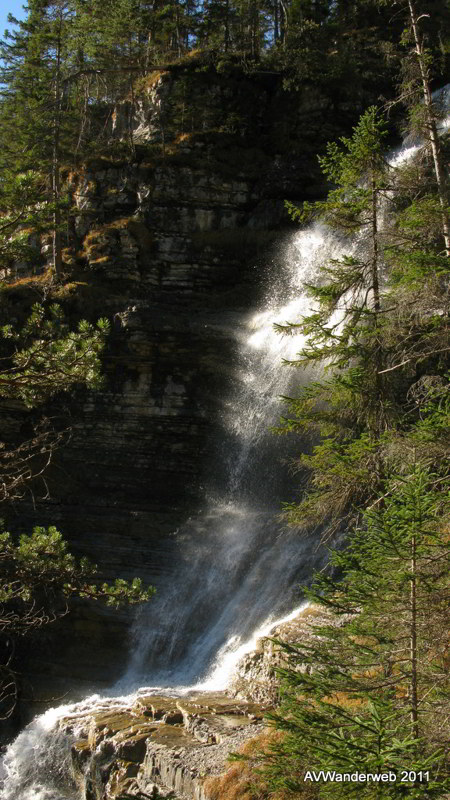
[
  {"left": 58, "top": 691, "right": 270, "bottom": 800},
  {"left": 228, "top": 604, "right": 353, "bottom": 703},
  {"left": 4, "top": 65, "right": 328, "bottom": 717}
]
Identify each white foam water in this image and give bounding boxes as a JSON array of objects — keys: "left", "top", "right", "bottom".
[
  {"left": 116, "top": 221, "right": 351, "bottom": 694},
  {"left": 194, "top": 600, "right": 309, "bottom": 692}
]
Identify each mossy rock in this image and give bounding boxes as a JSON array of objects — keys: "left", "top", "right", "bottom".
[{"left": 115, "top": 732, "right": 150, "bottom": 763}]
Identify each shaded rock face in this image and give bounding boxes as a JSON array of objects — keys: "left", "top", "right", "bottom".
[{"left": 4, "top": 68, "right": 327, "bottom": 711}]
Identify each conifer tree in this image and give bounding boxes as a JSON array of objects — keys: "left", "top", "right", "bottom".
[
  {"left": 262, "top": 468, "right": 450, "bottom": 798},
  {"left": 397, "top": 0, "right": 450, "bottom": 255},
  {"left": 278, "top": 88, "right": 449, "bottom": 536},
  {"left": 200, "top": 0, "right": 235, "bottom": 51},
  {"left": 279, "top": 108, "right": 394, "bottom": 534},
  {"left": 0, "top": 524, "right": 154, "bottom": 719},
  {"left": 0, "top": 302, "right": 110, "bottom": 501},
  {"left": 0, "top": 1, "right": 79, "bottom": 278}
]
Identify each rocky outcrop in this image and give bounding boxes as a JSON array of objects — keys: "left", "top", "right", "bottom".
[
  {"left": 38, "top": 605, "right": 348, "bottom": 800},
  {"left": 61, "top": 692, "right": 270, "bottom": 800},
  {"left": 228, "top": 604, "right": 351, "bottom": 704},
  {"left": 8, "top": 149, "right": 270, "bottom": 703}
]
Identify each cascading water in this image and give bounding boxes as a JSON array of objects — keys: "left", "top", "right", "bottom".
[
  {"left": 118, "top": 221, "right": 355, "bottom": 693},
  {"left": 2, "top": 222, "right": 346, "bottom": 800},
  {"left": 2, "top": 87, "right": 449, "bottom": 800}
]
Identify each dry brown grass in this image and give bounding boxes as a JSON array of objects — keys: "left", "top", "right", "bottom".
[
  {"left": 203, "top": 731, "right": 318, "bottom": 800},
  {"left": 52, "top": 280, "right": 89, "bottom": 299},
  {"left": 203, "top": 731, "right": 272, "bottom": 800},
  {"left": 87, "top": 218, "right": 130, "bottom": 238},
  {"left": 89, "top": 256, "right": 111, "bottom": 265},
  {"left": 295, "top": 604, "right": 326, "bottom": 621},
  {"left": 83, "top": 219, "right": 128, "bottom": 256},
  {"left": 174, "top": 132, "right": 194, "bottom": 144},
  {"left": 205, "top": 765, "right": 255, "bottom": 800},
  {"left": 1, "top": 266, "right": 54, "bottom": 290},
  {"left": 135, "top": 70, "right": 168, "bottom": 93},
  {"left": 181, "top": 47, "right": 203, "bottom": 60},
  {"left": 323, "top": 691, "right": 365, "bottom": 710}
]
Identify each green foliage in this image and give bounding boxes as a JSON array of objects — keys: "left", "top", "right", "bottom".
[
  {"left": 0, "top": 280, "right": 153, "bottom": 721},
  {"left": 267, "top": 16, "right": 450, "bottom": 786},
  {"left": 277, "top": 109, "right": 397, "bottom": 533},
  {"left": 0, "top": 299, "right": 111, "bottom": 504},
  {"left": 0, "top": 2, "right": 86, "bottom": 276},
  {"left": 278, "top": 83, "right": 450, "bottom": 532},
  {"left": 0, "top": 524, "right": 154, "bottom": 620},
  {"left": 0, "top": 171, "right": 46, "bottom": 268},
  {"left": 0, "top": 521, "right": 154, "bottom": 717},
  {"left": 282, "top": 107, "right": 388, "bottom": 352},
  {"left": 0, "top": 302, "right": 109, "bottom": 407},
  {"left": 263, "top": 468, "right": 450, "bottom": 798}
]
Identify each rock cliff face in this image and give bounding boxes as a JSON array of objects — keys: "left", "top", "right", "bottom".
[
  {"left": 3, "top": 65, "right": 328, "bottom": 713},
  {"left": 228, "top": 604, "right": 352, "bottom": 704}
]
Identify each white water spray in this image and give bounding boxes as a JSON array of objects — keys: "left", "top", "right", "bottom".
[{"left": 195, "top": 600, "right": 309, "bottom": 692}]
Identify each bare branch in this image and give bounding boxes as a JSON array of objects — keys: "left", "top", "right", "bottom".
[{"left": 378, "top": 347, "right": 450, "bottom": 374}]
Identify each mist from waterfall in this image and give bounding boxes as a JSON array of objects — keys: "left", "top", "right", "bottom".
[{"left": 117, "top": 221, "right": 352, "bottom": 693}]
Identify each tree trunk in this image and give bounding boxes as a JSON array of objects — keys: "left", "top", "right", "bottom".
[
  {"left": 407, "top": 0, "right": 450, "bottom": 256},
  {"left": 52, "top": 10, "right": 63, "bottom": 279},
  {"left": 280, "top": 0, "right": 288, "bottom": 43},
  {"left": 371, "top": 176, "right": 384, "bottom": 441},
  {"left": 274, "top": 0, "right": 279, "bottom": 42},
  {"left": 410, "top": 532, "right": 419, "bottom": 743},
  {"left": 224, "top": 0, "right": 230, "bottom": 52},
  {"left": 371, "top": 177, "right": 381, "bottom": 314}
]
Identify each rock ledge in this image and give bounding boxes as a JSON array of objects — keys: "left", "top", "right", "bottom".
[{"left": 61, "top": 691, "right": 271, "bottom": 799}]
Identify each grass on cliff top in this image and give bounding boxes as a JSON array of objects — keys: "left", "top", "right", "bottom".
[
  {"left": 0, "top": 259, "right": 118, "bottom": 326},
  {"left": 134, "top": 69, "right": 169, "bottom": 93},
  {"left": 0, "top": 266, "right": 54, "bottom": 294},
  {"left": 0, "top": 267, "right": 89, "bottom": 310}
]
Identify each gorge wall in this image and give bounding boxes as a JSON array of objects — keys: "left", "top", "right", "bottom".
[{"left": 1, "top": 63, "right": 334, "bottom": 720}]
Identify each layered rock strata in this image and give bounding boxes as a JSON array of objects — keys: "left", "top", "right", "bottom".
[
  {"left": 44, "top": 605, "right": 344, "bottom": 799},
  {"left": 229, "top": 604, "right": 352, "bottom": 704},
  {"left": 62, "top": 692, "right": 270, "bottom": 800},
  {"left": 3, "top": 66, "right": 330, "bottom": 713}
]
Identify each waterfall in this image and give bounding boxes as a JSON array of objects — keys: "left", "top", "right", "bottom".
[
  {"left": 2, "top": 87, "right": 449, "bottom": 799},
  {"left": 116, "top": 222, "right": 348, "bottom": 692},
  {"left": 2, "top": 222, "right": 346, "bottom": 800}
]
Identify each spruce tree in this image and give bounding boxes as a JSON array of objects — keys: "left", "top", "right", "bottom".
[
  {"left": 396, "top": 0, "right": 450, "bottom": 255},
  {"left": 278, "top": 91, "right": 449, "bottom": 536},
  {"left": 279, "top": 108, "right": 394, "bottom": 534},
  {"left": 262, "top": 468, "right": 450, "bottom": 798},
  {"left": 0, "top": 1, "right": 79, "bottom": 278}
]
